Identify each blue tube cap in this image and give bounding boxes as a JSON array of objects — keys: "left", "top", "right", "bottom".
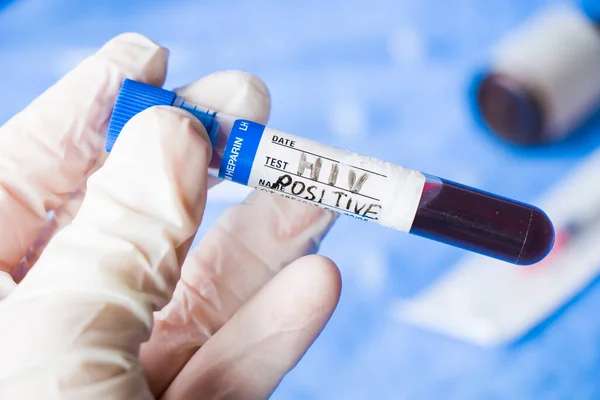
[
  {"left": 581, "top": 0, "right": 600, "bottom": 22},
  {"left": 105, "top": 79, "right": 177, "bottom": 152}
]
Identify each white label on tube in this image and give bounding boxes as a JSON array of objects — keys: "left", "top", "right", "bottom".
[{"left": 217, "top": 120, "right": 426, "bottom": 232}]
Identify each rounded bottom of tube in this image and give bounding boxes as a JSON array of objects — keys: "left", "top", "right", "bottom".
[{"left": 514, "top": 206, "right": 555, "bottom": 265}]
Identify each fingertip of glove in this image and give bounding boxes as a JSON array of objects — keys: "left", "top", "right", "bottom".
[
  {"left": 296, "top": 255, "right": 342, "bottom": 297},
  {"left": 115, "top": 106, "right": 212, "bottom": 159},
  {"left": 100, "top": 32, "right": 162, "bottom": 54},
  {"left": 225, "top": 70, "right": 270, "bottom": 104},
  {"left": 175, "top": 70, "right": 272, "bottom": 124},
  {"left": 97, "top": 33, "right": 169, "bottom": 87},
  {"left": 278, "top": 255, "right": 342, "bottom": 323}
]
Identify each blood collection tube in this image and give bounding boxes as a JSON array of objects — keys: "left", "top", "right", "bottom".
[
  {"left": 106, "top": 79, "right": 555, "bottom": 265},
  {"left": 469, "top": 0, "right": 600, "bottom": 146}
]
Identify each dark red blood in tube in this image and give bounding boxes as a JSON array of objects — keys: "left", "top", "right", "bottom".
[{"left": 410, "top": 179, "right": 555, "bottom": 265}]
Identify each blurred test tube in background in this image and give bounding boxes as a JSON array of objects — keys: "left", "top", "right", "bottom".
[{"left": 469, "top": 0, "right": 600, "bottom": 146}]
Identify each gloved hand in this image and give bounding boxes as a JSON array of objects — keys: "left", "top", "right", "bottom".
[{"left": 0, "top": 33, "right": 341, "bottom": 399}]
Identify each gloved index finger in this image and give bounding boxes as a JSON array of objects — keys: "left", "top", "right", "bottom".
[{"left": 0, "top": 32, "right": 168, "bottom": 277}]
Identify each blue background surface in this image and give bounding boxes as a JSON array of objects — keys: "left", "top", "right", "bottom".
[{"left": 2, "top": 0, "right": 600, "bottom": 398}]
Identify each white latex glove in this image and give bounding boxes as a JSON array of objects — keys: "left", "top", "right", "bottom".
[{"left": 0, "top": 33, "right": 341, "bottom": 399}]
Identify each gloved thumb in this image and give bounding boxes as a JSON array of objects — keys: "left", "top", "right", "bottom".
[{"left": 0, "top": 106, "right": 212, "bottom": 399}]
